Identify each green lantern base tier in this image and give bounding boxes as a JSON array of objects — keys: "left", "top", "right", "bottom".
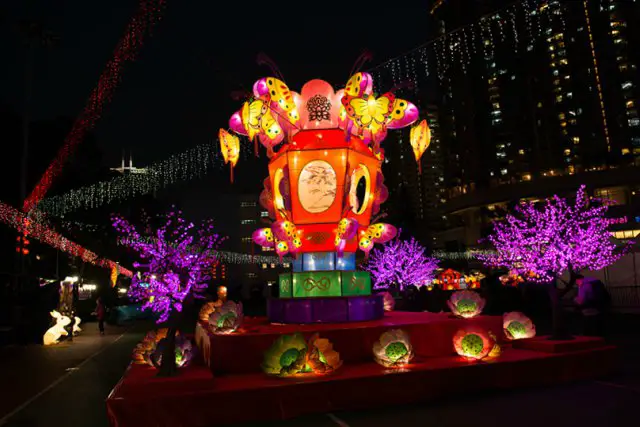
[{"left": 278, "top": 271, "right": 371, "bottom": 298}]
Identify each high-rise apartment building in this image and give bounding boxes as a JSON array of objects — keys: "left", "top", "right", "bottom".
[{"left": 377, "top": 0, "right": 640, "bottom": 249}]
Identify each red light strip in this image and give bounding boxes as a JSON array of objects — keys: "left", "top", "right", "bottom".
[
  {"left": 0, "top": 201, "right": 133, "bottom": 277},
  {"left": 23, "top": 0, "right": 166, "bottom": 212}
]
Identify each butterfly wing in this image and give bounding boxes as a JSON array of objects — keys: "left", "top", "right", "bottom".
[
  {"left": 386, "top": 98, "right": 419, "bottom": 129},
  {"left": 368, "top": 223, "right": 398, "bottom": 244},
  {"left": 259, "top": 109, "right": 284, "bottom": 147},
  {"left": 252, "top": 228, "right": 275, "bottom": 248},
  {"left": 219, "top": 129, "right": 240, "bottom": 167},
  {"left": 229, "top": 110, "right": 248, "bottom": 136},
  {"left": 344, "top": 72, "right": 373, "bottom": 97}
]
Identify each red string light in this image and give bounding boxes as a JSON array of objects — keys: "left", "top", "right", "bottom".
[
  {"left": 0, "top": 201, "right": 132, "bottom": 277},
  {"left": 23, "top": 0, "right": 166, "bottom": 212}
]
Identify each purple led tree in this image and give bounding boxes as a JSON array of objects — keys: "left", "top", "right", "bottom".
[
  {"left": 479, "top": 186, "right": 630, "bottom": 338},
  {"left": 363, "top": 237, "right": 439, "bottom": 291},
  {"left": 113, "top": 209, "right": 225, "bottom": 376}
]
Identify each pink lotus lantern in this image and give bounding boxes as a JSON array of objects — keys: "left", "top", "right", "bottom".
[
  {"left": 447, "top": 290, "right": 485, "bottom": 319},
  {"left": 503, "top": 312, "right": 536, "bottom": 340},
  {"left": 453, "top": 327, "right": 498, "bottom": 361}
]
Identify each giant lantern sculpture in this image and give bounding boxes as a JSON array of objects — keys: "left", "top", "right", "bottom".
[{"left": 223, "top": 72, "right": 420, "bottom": 323}]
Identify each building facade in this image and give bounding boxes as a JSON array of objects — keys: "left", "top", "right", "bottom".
[{"left": 380, "top": 0, "right": 640, "bottom": 250}]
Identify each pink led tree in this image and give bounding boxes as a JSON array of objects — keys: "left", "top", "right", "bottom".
[
  {"left": 112, "top": 209, "right": 225, "bottom": 376},
  {"left": 363, "top": 237, "right": 439, "bottom": 291},
  {"left": 479, "top": 185, "right": 630, "bottom": 338}
]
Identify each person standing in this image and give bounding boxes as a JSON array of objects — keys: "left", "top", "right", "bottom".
[{"left": 95, "top": 297, "right": 106, "bottom": 335}]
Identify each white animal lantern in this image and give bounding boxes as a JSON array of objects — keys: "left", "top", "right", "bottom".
[
  {"left": 43, "top": 310, "right": 71, "bottom": 346},
  {"left": 73, "top": 317, "right": 82, "bottom": 335}
]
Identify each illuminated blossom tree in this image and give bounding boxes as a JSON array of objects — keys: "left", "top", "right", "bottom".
[
  {"left": 363, "top": 237, "right": 439, "bottom": 291},
  {"left": 112, "top": 209, "right": 225, "bottom": 376},
  {"left": 479, "top": 185, "right": 630, "bottom": 338}
]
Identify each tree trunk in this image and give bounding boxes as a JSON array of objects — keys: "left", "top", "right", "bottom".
[
  {"left": 157, "top": 310, "right": 180, "bottom": 377},
  {"left": 547, "top": 274, "right": 575, "bottom": 341}
]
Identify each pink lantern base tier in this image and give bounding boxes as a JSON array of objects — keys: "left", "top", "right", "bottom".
[{"left": 267, "top": 295, "right": 383, "bottom": 324}]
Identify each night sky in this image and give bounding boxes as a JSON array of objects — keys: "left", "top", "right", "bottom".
[{"left": 1, "top": 0, "right": 431, "bottom": 198}]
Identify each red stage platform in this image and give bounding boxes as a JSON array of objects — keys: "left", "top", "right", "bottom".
[{"left": 107, "top": 312, "right": 617, "bottom": 426}]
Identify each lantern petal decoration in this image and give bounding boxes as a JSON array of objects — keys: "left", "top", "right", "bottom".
[
  {"left": 306, "top": 333, "right": 342, "bottom": 375},
  {"left": 487, "top": 332, "right": 502, "bottom": 360},
  {"left": 503, "top": 312, "right": 536, "bottom": 340},
  {"left": 252, "top": 227, "right": 276, "bottom": 248},
  {"left": 219, "top": 128, "right": 241, "bottom": 183},
  {"left": 198, "top": 302, "right": 217, "bottom": 323},
  {"left": 447, "top": 290, "right": 486, "bottom": 319},
  {"left": 132, "top": 329, "right": 171, "bottom": 366},
  {"left": 373, "top": 329, "right": 414, "bottom": 368},
  {"left": 358, "top": 223, "right": 398, "bottom": 258},
  {"left": 334, "top": 217, "right": 359, "bottom": 258},
  {"left": 262, "top": 333, "right": 310, "bottom": 377},
  {"left": 409, "top": 119, "right": 431, "bottom": 173},
  {"left": 380, "top": 291, "right": 395, "bottom": 311},
  {"left": 208, "top": 301, "right": 243, "bottom": 334},
  {"left": 453, "top": 327, "right": 495, "bottom": 361}
]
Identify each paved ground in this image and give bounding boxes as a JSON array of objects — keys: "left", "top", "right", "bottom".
[
  {"left": 0, "top": 317, "right": 637, "bottom": 427},
  {"left": 0, "top": 321, "right": 147, "bottom": 427}
]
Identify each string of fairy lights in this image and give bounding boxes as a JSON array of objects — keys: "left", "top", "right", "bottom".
[
  {"left": 36, "top": 140, "right": 252, "bottom": 217},
  {"left": 369, "top": 0, "right": 564, "bottom": 89},
  {"left": 0, "top": 201, "right": 133, "bottom": 277},
  {"left": 23, "top": 0, "right": 167, "bottom": 213}
]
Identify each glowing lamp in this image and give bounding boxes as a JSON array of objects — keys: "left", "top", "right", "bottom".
[
  {"left": 373, "top": 329, "right": 414, "bottom": 368},
  {"left": 503, "top": 312, "right": 536, "bottom": 340},
  {"left": 447, "top": 290, "right": 485, "bottom": 319},
  {"left": 453, "top": 327, "right": 499, "bottom": 361}
]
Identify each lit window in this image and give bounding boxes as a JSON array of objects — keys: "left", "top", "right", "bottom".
[
  {"left": 626, "top": 100, "right": 635, "bottom": 108},
  {"left": 629, "top": 118, "right": 640, "bottom": 127},
  {"left": 500, "top": 168, "right": 508, "bottom": 175},
  {"left": 572, "top": 136, "right": 580, "bottom": 144},
  {"left": 622, "top": 82, "right": 633, "bottom": 90},
  {"left": 622, "top": 148, "right": 631, "bottom": 155},
  {"left": 522, "top": 174, "right": 532, "bottom": 181},
  {"left": 240, "top": 202, "right": 257, "bottom": 207},
  {"left": 556, "top": 95, "right": 563, "bottom": 103},
  {"left": 262, "top": 263, "right": 267, "bottom": 269},
  {"left": 283, "top": 263, "right": 290, "bottom": 268},
  {"left": 260, "top": 211, "right": 269, "bottom": 217},
  {"left": 518, "top": 149, "right": 525, "bottom": 155},
  {"left": 241, "top": 237, "right": 252, "bottom": 243},
  {"left": 270, "top": 263, "right": 276, "bottom": 269},
  {"left": 564, "top": 149, "right": 571, "bottom": 156},
  {"left": 241, "top": 219, "right": 257, "bottom": 225}
]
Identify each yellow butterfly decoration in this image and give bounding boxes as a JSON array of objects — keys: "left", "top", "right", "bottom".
[
  {"left": 409, "top": 119, "right": 431, "bottom": 173},
  {"left": 219, "top": 129, "right": 240, "bottom": 183},
  {"left": 349, "top": 94, "right": 392, "bottom": 128}
]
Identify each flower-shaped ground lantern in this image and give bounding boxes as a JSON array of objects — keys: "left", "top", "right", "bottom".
[
  {"left": 503, "top": 312, "right": 536, "bottom": 340},
  {"left": 229, "top": 74, "right": 420, "bottom": 324},
  {"left": 448, "top": 290, "right": 486, "bottom": 319}
]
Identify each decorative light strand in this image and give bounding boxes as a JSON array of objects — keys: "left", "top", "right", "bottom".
[
  {"left": 37, "top": 140, "right": 251, "bottom": 217},
  {"left": 23, "top": 0, "right": 166, "bottom": 212},
  {"left": 368, "top": 0, "right": 559, "bottom": 83},
  {"left": 0, "top": 201, "right": 132, "bottom": 277}
]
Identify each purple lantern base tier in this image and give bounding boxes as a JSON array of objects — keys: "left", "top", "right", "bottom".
[{"left": 267, "top": 295, "right": 384, "bottom": 324}]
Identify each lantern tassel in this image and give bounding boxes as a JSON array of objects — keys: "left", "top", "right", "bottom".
[{"left": 230, "top": 166, "right": 234, "bottom": 184}]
